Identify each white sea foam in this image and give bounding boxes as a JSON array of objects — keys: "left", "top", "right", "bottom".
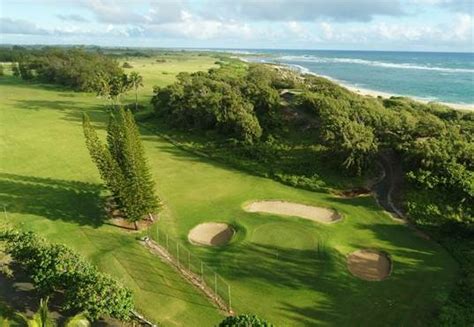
[{"left": 277, "top": 55, "right": 474, "bottom": 73}]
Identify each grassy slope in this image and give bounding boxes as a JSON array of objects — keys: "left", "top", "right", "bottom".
[
  {"left": 0, "top": 56, "right": 459, "bottom": 326},
  {"left": 0, "top": 56, "right": 222, "bottom": 326}
]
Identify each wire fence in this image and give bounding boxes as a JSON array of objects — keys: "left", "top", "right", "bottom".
[{"left": 146, "top": 224, "right": 232, "bottom": 313}]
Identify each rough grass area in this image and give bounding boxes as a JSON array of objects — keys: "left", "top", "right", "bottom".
[{"left": 0, "top": 55, "right": 460, "bottom": 326}]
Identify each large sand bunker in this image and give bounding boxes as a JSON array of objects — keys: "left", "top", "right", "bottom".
[
  {"left": 244, "top": 200, "right": 341, "bottom": 224},
  {"left": 188, "top": 223, "right": 234, "bottom": 246},
  {"left": 347, "top": 249, "right": 392, "bottom": 281}
]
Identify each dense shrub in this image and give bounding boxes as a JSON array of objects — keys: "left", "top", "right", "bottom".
[
  {"left": 152, "top": 72, "right": 263, "bottom": 143},
  {"left": 0, "top": 230, "right": 134, "bottom": 320},
  {"left": 219, "top": 314, "right": 274, "bottom": 327},
  {"left": 14, "top": 48, "right": 122, "bottom": 91}
]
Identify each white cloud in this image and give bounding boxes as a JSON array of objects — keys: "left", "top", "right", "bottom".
[
  {"left": 453, "top": 14, "right": 473, "bottom": 40},
  {"left": 313, "top": 13, "right": 473, "bottom": 47},
  {"left": 0, "top": 17, "right": 50, "bottom": 35},
  {"left": 56, "top": 14, "right": 89, "bottom": 23}
]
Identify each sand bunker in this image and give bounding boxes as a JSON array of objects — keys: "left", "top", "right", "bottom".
[
  {"left": 244, "top": 200, "right": 341, "bottom": 224},
  {"left": 347, "top": 249, "right": 392, "bottom": 281},
  {"left": 188, "top": 223, "right": 234, "bottom": 246}
]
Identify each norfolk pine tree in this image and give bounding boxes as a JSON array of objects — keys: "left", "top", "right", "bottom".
[
  {"left": 83, "top": 109, "right": 159, "bottom": 229},
  {"left": 82, "top": 113, "right": 125, "bottom": 203}
]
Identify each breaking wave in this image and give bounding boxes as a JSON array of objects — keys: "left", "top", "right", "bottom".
[{"left": 277, "top": 55, "right": 474, "bottom": 73}]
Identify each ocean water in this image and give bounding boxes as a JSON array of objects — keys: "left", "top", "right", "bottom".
[{"left": 238, "top": 49, "right": 474, "bottom": 105}]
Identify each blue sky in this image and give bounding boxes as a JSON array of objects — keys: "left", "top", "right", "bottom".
[{"left": 0, "top": 0, "right": 473, "bottom": 52}]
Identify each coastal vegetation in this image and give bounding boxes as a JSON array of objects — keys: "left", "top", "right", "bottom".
[{"left": 0, "top": 46, "right": 471, "bottom": 326}]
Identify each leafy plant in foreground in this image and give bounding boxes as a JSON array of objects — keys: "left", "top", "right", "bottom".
[{"left": 0, "top": 230, "right": 134, "bottom": 321}]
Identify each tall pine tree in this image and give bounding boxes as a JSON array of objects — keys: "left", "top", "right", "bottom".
[
  {"left": 82, "top": 109, "right": 159, "bottom": 229},
  {"left": 82, "top": 113, "right": 124, "bottom": 202}
]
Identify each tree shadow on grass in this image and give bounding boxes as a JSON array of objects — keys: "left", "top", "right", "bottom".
[
  {"left": 136, "top": 122, "right": 355, "bottom": 192},
  {"left": 0, "top": 76, "right": 68, "bottom": 92},
  {"left": 192, "top": 221, "right": 453, "bottom": 326},
  {"left": 12, "top": 99, "right": 107, "bottom": 128},
  {"left": 0, "top": 173, "right": 104, "bottom": 227}
]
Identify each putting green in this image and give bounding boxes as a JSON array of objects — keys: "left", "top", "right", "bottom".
[{"left": 250, "top": 223, "right": 317, "bottom": 250}]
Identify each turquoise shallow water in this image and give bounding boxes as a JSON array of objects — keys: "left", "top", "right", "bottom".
[{"left": 238, "top": 49, "right": 474, "bottom": 105}]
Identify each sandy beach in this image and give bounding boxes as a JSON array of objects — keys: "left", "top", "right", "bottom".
[
  {"left": 255, "top": 59, "right": 474, "bottom": 112},
  {"left": 305, "top": 69, "right": 474, "bottom": 112},
  {"left": 342, "top": 84, "right": 474, "bottom": 111}
]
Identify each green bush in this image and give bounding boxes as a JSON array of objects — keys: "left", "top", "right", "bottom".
[
  {"left": 15, "top": 48, "right": 123, "bottom": 91},
  {"left": 0, "top": 230, "right": 134, "bottom": 321},
  {"left": 219, "top": 314, "right": 274, "bottom": 327}
]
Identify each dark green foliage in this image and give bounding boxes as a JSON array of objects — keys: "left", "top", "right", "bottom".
[
  {"left": 0, "top": 230, "right": 134, "bottom": 320},
  {"left": 429, "top": 223, "right": 474, "bottom": 326},
  {"left": 82, "top": 113, "right": 124, "bottom": 200},
  {"left": 0, "top": 65, "right": 4, "bottom": 76},
  {"left": 315, "top": 96, "right": 378, "bottom": 175},
  {"left": 152, "top": 72, "right": 262, "bottom": 143},
  {"left": 109, "top": 108, "right": 159, "bottom": 223},
  {"left": 18, "top": 60, "right": 35, "bottom": 80},
  {"left": 151, "top": 63, "right": 299, "bottom": 142},
  {"left": 96, "top": 73, "right": 132, "bottom": 107},
  {"left": 13, "top": 48, "right": 122, "bottom": 91},
  {"left": 11, "top": 63, "right": 20, "bottom": 77},
  {"left": 83, "top": 109, "right": 159, "bottom": 226},
  {"left": 128, "top": 71, "right": 143, "bottom": 111},
  {"left": 219, "top": 314, "right": 274, "bottom": 327}
]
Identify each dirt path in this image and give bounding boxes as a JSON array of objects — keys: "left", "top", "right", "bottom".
[
  {"left": 372, "top": 151, "right": 430, "bottom": 239},
  {"left": 372, "top": 151, "right": 405, "bottom": 221}
]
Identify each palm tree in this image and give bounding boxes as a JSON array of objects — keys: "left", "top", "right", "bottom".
[
  {"left": 17, "top": 298, "right": 55, "bottom": 327},
  {"left": 17, "top": 298, "right": 90, "bottom": 327},
  {"left": 128, "top": 71, "right": 144, "bottom": 111}
]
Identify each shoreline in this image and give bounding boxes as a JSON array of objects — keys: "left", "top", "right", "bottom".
[
  {"left": 292, "top": 64, "right": 474, "bottom": 112},
  {"left": 341, "top": 83, "right": 474, "bottom": 111},
  {"left": 241, "top": 57, "right": 474, "bottom": 112}
]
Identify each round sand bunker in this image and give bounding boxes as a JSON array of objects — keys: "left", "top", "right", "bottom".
[
  {"left": 347, "top": 249, "right": 392, "bottom": 281},
  {"left": 244, "top": 200, "right": 341, "bottom": 224},
  {"left": 188, "top": 223, "right": 234, "bottom": 246}
]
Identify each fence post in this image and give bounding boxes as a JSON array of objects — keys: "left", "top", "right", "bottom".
[
  {"left": 214, "top": 272, "right": 217, "bottom": 297},
  {"left": 228, "top": 284, "right": 231, "bottom": 312},
  {"left": 176, "top": 243, "right": 180, "bottom": 267},
  {"left": 188, "top": 250, "right": 191, "bottom": 271},
  {"left": 200, "top": 261, "right": 204, "bottom": 282}
]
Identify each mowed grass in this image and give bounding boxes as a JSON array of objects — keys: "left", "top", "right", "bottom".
[
  {"left": 0, "top": 56, "right": 222, "bottom": 326},
  {"left": 0, "top": 56, "right": 459, "bottom": 326}
]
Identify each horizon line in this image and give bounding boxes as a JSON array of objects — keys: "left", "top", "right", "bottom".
[{"left": 0, "top": 43, "right": 473, "bottom": 54}]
